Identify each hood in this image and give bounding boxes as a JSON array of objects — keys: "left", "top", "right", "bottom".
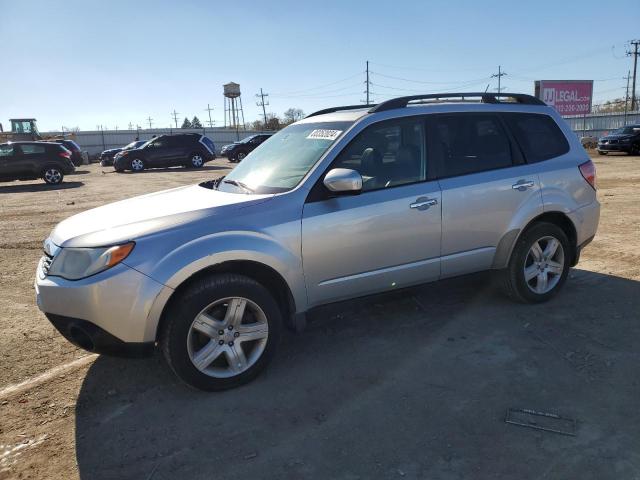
[
  {"left": 601, "top": 134, "right": 634, "bottom": 141},
  {"left": 50, "top": 185, "right": 273, "bottom": 247},
  {"left": 102, "top": 148, "right": 122, "bottom": 154}
]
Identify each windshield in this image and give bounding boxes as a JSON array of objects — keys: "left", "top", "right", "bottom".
[
  {"left": 217, "top": 121, "right": 352, "bottom": 194},
  {"left": 123, "top": 141, "right": 142, "bottom": 149},
  {"left": 239, "top": 135, "right": 257, "bottom": 144},
  {"left": 613, "top": 126, "right": 639, "bottom": 135}
]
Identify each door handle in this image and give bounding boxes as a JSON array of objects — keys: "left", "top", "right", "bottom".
[
  {"left": 410, "top": 197, "right": 438, "bottom": 210},
  {"left": 512, "top": 180, "right": 535, "bottom": 191}
]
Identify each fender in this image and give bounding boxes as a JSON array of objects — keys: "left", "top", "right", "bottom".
[{"left": 138, "top": 230, "right": 307, "bottom": 341}]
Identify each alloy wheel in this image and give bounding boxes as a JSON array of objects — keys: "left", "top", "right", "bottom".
[
  {"left": 523, "top": 236, "right": 565, "bottom": 294},
  {"left": 237, "top": 152, "right": 246, "bottom": 161},
  {"left": 44, "top": 168, "right": 62, "bottom": 184},
  {"left": 187, "top": 297, "right": 269, "bottom": 378},
  {"left": 191, "top": 155, "right": 203, "bottom": 167},
  {"left": 131, "top": 158, "right": 144, "bottom": 171}
]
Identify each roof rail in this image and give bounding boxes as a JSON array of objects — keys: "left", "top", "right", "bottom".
[
  {"left": 306, "top": 104, "right": 375, "bottom": 119},
  {"left": 369, "top": 92, "right": 545, "bottom": 113}
]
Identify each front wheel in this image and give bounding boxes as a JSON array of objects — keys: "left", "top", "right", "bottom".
[
  {"left": 43, "top": 167, "right": 64, "bottom": 185},
  {"left": 233, "top": 151, "right": 247, "bottom": 162},
  {"left": 502, "top": 222, "right": 571, "bottom": 303},
  {"left": 598, "top": 151, "right": 608, "bottom": 155},
  {"left": 130, "top": 158, "right": 145, "bottom": 172},
  {"left": 160, "top": 274, "right": 282, "bottom": 391}
]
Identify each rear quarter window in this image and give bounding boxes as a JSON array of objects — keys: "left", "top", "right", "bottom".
[
  {"left": 20, "top": 144, "right": 46, "bottom": 154},
  {"left": 503, "top": 113, "right": 569, "bottom": 163}
]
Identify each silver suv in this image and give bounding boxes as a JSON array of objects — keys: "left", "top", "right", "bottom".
[{"left": 35, "top": 93, "right": 600, "bottom": 391}]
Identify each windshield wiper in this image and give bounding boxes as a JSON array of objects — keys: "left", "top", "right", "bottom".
[{"left": 222, "top": 179, "right": 254, "bottom": 193}]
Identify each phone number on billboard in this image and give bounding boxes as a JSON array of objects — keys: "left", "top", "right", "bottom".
[{"left": 557, "top": 103, "right": 590, "bottom": 114}]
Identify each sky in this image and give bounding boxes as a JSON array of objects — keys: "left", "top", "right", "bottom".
[{"left": 1, "top": 0, "right": 638, "bottom": 131}]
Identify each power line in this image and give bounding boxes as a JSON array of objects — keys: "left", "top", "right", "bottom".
[
  {"left": 371, "top": 71, "right": 492, "bottom": 85},
  {"left": 270, "top": 72, "right": 362, "bottom": 96},
  {"left": 255, "top": 89, "right": 269, "bottom": 126}
]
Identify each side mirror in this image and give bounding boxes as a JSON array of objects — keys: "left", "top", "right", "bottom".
[{"left": 323, "top": 168, "right": 362, "bottom": 194}]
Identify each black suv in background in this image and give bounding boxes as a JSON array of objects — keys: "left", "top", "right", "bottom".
[
  {"left": 100, "top": 140, "right": 147, "bottom": 166},
  {"left": 113, "top": 134, "right": 216, "bottom": 172},
  {"left": 0, "top": 142, "right": 76, "bottom": 184},
  {"left": 220, "top": 133, "right": 272, "bottom": 162},
  {"left": 48, "top": 139, "right": 85, "bottom": 166},
  {"left": 597, "top": 124, "right": 640, "bottom": 155}
]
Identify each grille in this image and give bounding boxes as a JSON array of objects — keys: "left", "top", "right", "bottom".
[{"left": 42, "top": 251, "right": 54, "bottom": 275}]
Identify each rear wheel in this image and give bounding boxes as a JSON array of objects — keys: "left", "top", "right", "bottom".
[
  {"left": 630, "top": 143, "right": 640, "bottom": 156},
  {"left": 598, "top": 151, "right": 608, "bottom": 155},
  {"left": 43, "top": 166, "right": 64, "bottom": 185},
  {"left": 189, "top": 153, "right": 204, "bottom": 168},
  {"left": 502, "top": 222, "right": 571, "bottom": 303},
  {"left": 160, "top": 274, "right": 282, "bottom": 391},
  {"left": 130, "top": 158, "right": 145, "bottom": 172}
]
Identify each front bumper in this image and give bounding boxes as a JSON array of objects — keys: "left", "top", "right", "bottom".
[
  {"left": 598, "top": 143, "right": 630, "bottom": 152},
  {"left": 35, "top": 257, "right": 170, "bottom": 349}
]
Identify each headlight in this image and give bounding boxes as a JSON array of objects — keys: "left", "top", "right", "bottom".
[{"left": 47, "top": 242, "right": 135, "bottom": 280}]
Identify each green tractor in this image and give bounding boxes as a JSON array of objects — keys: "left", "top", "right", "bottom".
[{"left": 0, "top": 118, "right": 43, "bottom": 142}]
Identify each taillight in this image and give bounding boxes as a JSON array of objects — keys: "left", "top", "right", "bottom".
[
  {"left": 579, "top": 160, "right": 596, "bottom": 190},
  {"left": 59, "top": 151, "right": 71, "bottom": 159}
]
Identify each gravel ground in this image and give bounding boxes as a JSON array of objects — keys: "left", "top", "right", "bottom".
[{"left": 0, "top": 153, "right": 639, "bottom": 479}]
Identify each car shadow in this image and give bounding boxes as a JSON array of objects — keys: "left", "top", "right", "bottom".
[
  {"left": 74, "top": 269, "right": 640, "bottom": 479},
  {"left": 113, "top": 165, "right": 228, "bottom": 175},
  {"left": 0, "top": 181, "right": 84, "bottom": 194}
]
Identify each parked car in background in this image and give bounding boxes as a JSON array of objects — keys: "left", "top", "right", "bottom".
[
  {"left": 100, "top": 140, "right": 147, "bottom": 166},
  {"left": 35, "top": 93, "right": 599, "bottom": 391},
  {"left": 0, "top": 141, "right": 75, "bottom": 184},
  {"left": 220, "top": 133, "right": 272, "bottom": 162},
  {"left": 113, "top": 134, "right": 215, "bottom": 172},
  {"left": 50, "top": 139, "right": 85, "bottom": 166},
  {"left": 597, "top": 124, "right": 640, "bottom": 155}
]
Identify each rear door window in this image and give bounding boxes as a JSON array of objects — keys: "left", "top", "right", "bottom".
[
  {"left": 502, "top": 113, "right": 569, "bottom": 163},
  {"left": 429, "top": 114, "right": 513, "bottom": 178},
  {"left": 19, "top": 144, "right": 46, "bottom": 155}
]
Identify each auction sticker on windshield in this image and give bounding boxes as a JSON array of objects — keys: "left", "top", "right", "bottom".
[{"left": 307, "top": 129, "right": 342, "bottom": 141}]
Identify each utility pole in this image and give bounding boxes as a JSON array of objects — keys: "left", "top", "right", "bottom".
[
  {"left": 205, "top": 103, "right": 215, "bottom": 128},
  {"left": 491, "top": 65, "right": 507, "bottom": 94},
  {"left": 365, "top": 60, "right": 371, "bottom": 105},
  {"left": 624, "top": 70, "right": 631, "bottom": 124},
  {"left": 255, "top": 89, "right": 269, "bottom": 128},
  {"left": 128, "top": 122, "right": 133, "bottom": 130},
  {"left": 147, "top": 116, "right": 153, "bottom": 129},
  {"left": 171, "top": 110, "right": 179, "bottom": 129},
  {"left": 627, "top": 40, "right": 640, "bottom": 111}
]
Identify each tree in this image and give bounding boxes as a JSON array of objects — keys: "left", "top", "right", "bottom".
[
  {"left": 283, "top": 108, "right": 305, "bottom": 125},
  {"left": 265, "top": 113, "right": 282, "bottom": 130},
  {"left": 191, "top": 116, "right": 203, "bottom": 128},
  {"left": 594, "top": 98, "right": 627, "bottom": 114},
  {"left": 181, "top": 117, "right": 192, "bottom": 129}
]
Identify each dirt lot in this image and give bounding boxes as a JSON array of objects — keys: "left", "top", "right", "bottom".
[{"left": 0, "top": 154, "right": 639, "bottom": 479}]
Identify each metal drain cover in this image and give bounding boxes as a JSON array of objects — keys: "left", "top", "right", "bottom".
[{"left": 505, "top": 408, "right": 576, "bottom": 436}]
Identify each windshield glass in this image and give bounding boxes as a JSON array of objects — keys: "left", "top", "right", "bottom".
[
  {"left": 613, "top": 126, "right": 638, "bottom": 135},
  {"left": 124, "top": 141, "right": 140, "bottom": 149},
  {"left": 239, "top": 135, "right": 257, "bottom": 144},
  {"left": 217, "top": 121, "right": 351, "bottom": 194}
]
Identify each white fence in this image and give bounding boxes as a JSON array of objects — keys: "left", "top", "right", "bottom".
[
  {"left": 41, "top": 127, "right": 270, "bottom": 157},
  {"left": 563, "top": 110, "right": 640, "bottom": 138}
]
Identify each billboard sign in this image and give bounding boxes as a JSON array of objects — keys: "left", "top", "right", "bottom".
[{"left": 534, "top": 80, "right": 593, "bottom": 115}]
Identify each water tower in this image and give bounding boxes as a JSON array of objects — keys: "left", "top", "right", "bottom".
[{"left": 223, "top": 82, "right": 245, "bottom": 132}]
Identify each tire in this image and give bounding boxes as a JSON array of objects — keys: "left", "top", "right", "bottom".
[
  {"left": 630, "top": 144, "right": 640, "bottom": 156},
  {"left": 42, "top": 166, "right": 64, "bottom": 185},
  {"left": 233, "top": 151, "right": 247, "bottom": 162},
  {"left": 114, "top": 165, "right": 124, "bottom": 173},
  {"left": 598, "top": 151, "right": 608, "bottom": 155},
  {"left": 130, "top": 158, "right": 145, "bottom": 172},
  {"left": 160, "top": 273, "right": 282, "bottom": 391},
  {"left": 189, "top": 152, "right": 204, "bottom": 168},
  {"left": 502, "top": 222, "right": 571, "bottom": 304}
]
